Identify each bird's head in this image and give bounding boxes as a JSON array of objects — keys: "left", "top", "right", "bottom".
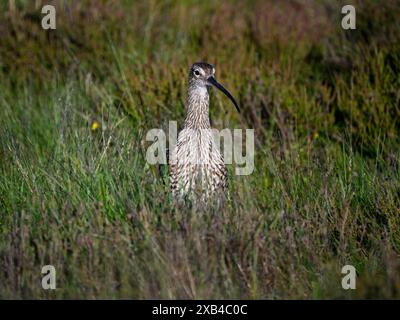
[{"left": 189, "top": 62, "right": 240, "bottom": 113}]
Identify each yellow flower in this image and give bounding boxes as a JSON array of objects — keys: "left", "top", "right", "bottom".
[{"left": 91, "top": 120, "right": 100, "bottom": 131}]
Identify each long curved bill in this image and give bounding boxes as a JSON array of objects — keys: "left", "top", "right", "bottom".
[{"left": 207, "top": 76, "right": 240, "bottom": 113}]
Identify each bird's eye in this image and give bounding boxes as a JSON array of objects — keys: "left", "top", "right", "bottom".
[{"left": 194, "top": 70, "right": 200, "bottom": 76}]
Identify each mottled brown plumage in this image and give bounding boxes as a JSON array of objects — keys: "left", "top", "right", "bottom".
[{"left": 169, "top": 62, "right": 239, "bottom": 203}]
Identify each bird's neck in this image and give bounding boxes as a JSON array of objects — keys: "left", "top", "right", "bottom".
[{"left": 183, "top": 85, "right": 211, "bottom": 129}]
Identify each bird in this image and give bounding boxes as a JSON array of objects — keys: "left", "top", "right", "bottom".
[{"left": 168, "top": 62, "right": 240, "bottom": 204}]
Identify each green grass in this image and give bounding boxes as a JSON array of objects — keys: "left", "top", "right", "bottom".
[{"left": 0, "top": 0, "right": 400, "bottom": 299}]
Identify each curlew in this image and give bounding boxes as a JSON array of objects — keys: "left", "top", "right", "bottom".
[{"left": 168, "top": 62, "right": 240, "bottom": 203}]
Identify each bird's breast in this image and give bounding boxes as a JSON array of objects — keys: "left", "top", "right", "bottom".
[{"left": 169, "top": 129, "right": 227, "bottom": 197}]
